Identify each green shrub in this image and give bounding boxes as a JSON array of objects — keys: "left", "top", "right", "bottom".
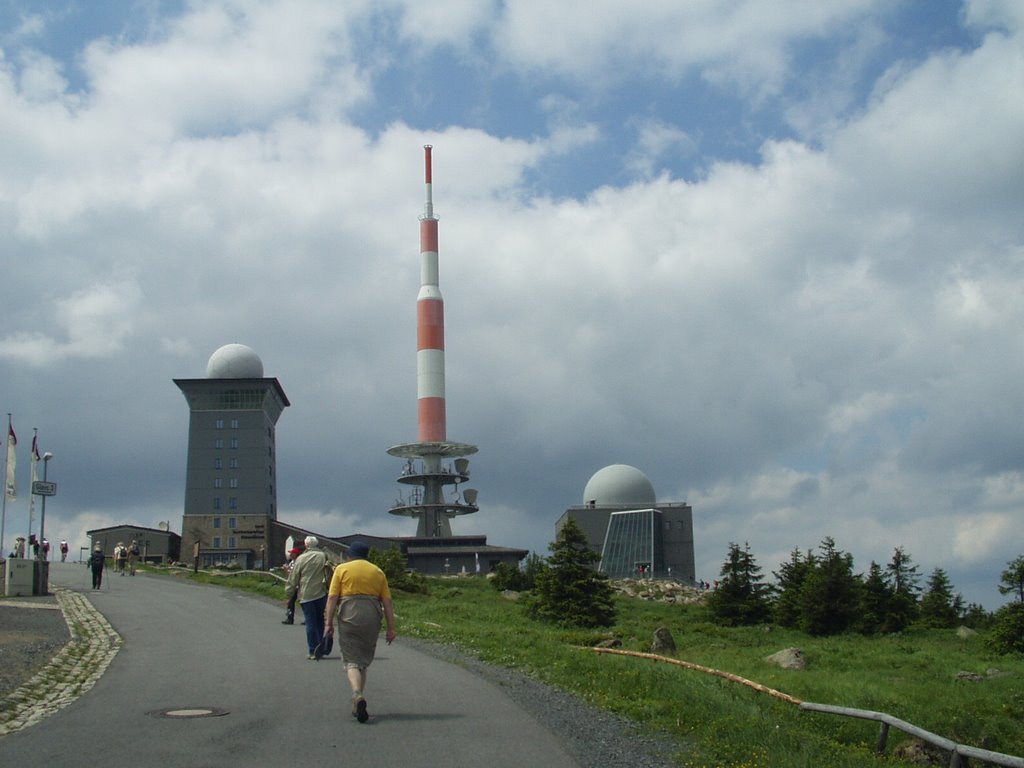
[{"left": 987, "top": 602, "right": 1024, "bottom": 655}]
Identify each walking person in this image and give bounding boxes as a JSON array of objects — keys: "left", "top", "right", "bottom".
[
  {"left": 59, "top": 540, "right": 69, "bottom": 562},
  {"left": 88, "top": 545, "right": 106, "bottom": 590},
  {"left": 285, "top": 536, "right": 328, "bottom": 659},
  {"left": 128, "top": 540, "right": 140, "bottom": 575},
  {"left": 323, "top": 541, "right": 396, "bottom": 723},
  {"left": 282, "top": 546, "right": 302, "bottom": 624}
]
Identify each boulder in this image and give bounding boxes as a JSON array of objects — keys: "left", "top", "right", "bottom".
[
  {"left": 765, "top": 647, "right": 806, "bottom": 670},
  {"left": 650, "top": 626, "right": 677, "bottom": 655}
]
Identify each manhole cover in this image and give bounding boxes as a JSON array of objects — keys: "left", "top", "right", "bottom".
[{"left": 148, "top": 707, "right": 229, "bottom": 719}]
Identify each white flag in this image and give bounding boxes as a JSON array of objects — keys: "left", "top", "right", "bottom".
[{"left": 4, "top": 424, "right": 15, "bottom": 501}]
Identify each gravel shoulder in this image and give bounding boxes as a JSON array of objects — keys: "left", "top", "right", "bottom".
[{"left": 0, "top": 600, "right": 71, "bottom": 702}]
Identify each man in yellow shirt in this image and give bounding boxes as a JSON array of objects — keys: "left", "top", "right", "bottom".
[{"left": 324, "top": 541, "right": 396, "bottom": 723}]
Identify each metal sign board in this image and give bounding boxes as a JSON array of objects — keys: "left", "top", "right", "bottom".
[{"left": 32, "top": 481, "right": 57, "bottom": 496}]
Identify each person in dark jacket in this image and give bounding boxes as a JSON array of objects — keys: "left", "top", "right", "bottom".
[{"left": 89, "top": 545, "right": 106, "bottom": 590}]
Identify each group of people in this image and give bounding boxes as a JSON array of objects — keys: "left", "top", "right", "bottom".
[
  {"left": 112, "top": 541, "right": 140, "bottom": 575},
  {"left": 284, "top": 537, "right": 395, "bottom": 724},
  {"left": 86, "top": 540, "right": 140, "bottom": 589},
  {"left": 6, "top": 537, "right": 69, "bottom": 561}
]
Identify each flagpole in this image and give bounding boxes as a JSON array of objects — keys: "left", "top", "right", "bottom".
[
  {"left": 1, "top": 414, "right": 12, "bottom": 558},
  {"left": 28, "top": 429, "right": 38, "bottom": 548}
]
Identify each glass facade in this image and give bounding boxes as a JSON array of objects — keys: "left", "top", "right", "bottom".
[{"left": 599, "top": 509, "right": 665, "bottom": 578}]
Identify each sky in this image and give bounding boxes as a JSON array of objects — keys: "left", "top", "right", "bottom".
[{"left": 1, "top": 0, "right": 1022, "bottom": 609}]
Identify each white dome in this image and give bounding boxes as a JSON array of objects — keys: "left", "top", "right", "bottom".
[
  {"left": 206, "top": 343, "right": 264, "bottom": 379},
  {"left": 583, "top": 464, "right": 656, "bottom": 506}
]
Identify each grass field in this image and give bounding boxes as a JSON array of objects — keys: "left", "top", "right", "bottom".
[{"left": 172, "top": 567, "right": 1024, "bottom": 767}]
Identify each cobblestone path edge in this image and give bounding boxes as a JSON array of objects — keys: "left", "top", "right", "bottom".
[{"left": 0, "top": 589, "right": 123, "bottom": 738}]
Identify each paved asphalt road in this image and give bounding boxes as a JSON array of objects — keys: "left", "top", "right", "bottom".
[{"left": 0, "top": 562, "right": 582, "bottom": 767}]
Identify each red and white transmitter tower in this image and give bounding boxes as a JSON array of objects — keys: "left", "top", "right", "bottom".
[{"left": 387, "top": 146, "right": 479, "bottom": 538}]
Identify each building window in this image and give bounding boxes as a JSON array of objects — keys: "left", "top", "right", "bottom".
[
  {"left": 213, "top": 537, "right": 221, "bottom": 548},
  {"left": 229, "top": 458, "right": 238, "bottom": 469},
  {"left": 213, "top": 517, "right": 221, "bottom": 528},
  {"left": 228, "top": 536, "right": 236, "bottom": 548},
  {"left": 214, "top": 478, "right": 222, "bottom": 489},
  {"left": 214, "top": 458, "right": 222, "bottom": 469},
  {"left": 228, "top": 517, "right": 236, "bottom": 528},
  {"left": 229, "top": 497, "right": 237, "bottom": 509},
  {"left": 230, "top": 438, "right": 239, "bottom": 449},
  {"left": 214, "top": 438, "right": 223, "bottom": 449},
  {"left": 215, "top": 419, "right": 224, "bottom": 429},
  {"left": 213, "top": 498, "right": 221, "bottom": 510},
  {"left": 229, "top": 478, "right": 239, "bottom": 489},
  {"left": 231, "top": 419, "right": 239, "bottom": 429}
]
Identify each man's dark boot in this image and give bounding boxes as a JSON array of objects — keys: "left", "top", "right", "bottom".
[{"left": 282, "top": 610, "right": 294, "bottom": 625}]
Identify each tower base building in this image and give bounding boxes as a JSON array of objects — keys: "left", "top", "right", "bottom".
[{"left": 174, "top": 344, "right": 290, "bottom": 570}]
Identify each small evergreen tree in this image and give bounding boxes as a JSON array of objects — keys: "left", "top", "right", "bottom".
[
  {"left": 998, "top": 555, "right": 1024, "bottom": 603},
  {"left": 525, "top": 519, "right": 616, "bottom": 628},
  {"left": 798, "top": 537, "right": 859, "bottom": 636},
  {"left": 857, "top": 561, "right": 890, "bottom": 634},
  {"left": 773, "top": 548, "right": 815, "bottom": 628},
  {"left": 706, "top": 542, "right": 773, "bottom": 626},
  {"left": 882, "top": 546, "right": 920, "bottom": 632},
  {"left": 919, "top": 568, "right": 959, "bottom": 628}
]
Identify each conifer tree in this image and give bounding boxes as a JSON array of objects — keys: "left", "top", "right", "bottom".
[
  {"left": 798, "top": 537, "right": 859, "bottom": 636},
  {"left": 998, "top": 555, "right": 1024, "bottom": 603},
  {"left": 857, "top": 561, "right": 890, "bottom": 634},
  {"left": 919, "top": 567, "right": 959, "bottom": 628},
  {"left": 773, "top": 548, "right": 815, "bottom": 628},
  {"left": 707, "top": 542, "right": 772, "bottom": 626},
  {"left": 883, "top": 546, "right": 920, "bottom": 631},
  {"left": 525, "top": 518, "right": 616, "bottom": 628}
]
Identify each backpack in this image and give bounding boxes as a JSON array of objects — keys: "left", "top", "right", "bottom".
[{"left": 90, "top": 551, "right": 106, "bottom": 568}]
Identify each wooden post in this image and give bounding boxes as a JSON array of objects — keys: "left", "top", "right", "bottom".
[{"left": 875, "top": 722, "right": 889, "bottom": 754}]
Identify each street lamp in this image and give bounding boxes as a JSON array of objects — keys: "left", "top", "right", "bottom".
[{"left": 38, "top": 452, "right": 53, "bottom": 559}]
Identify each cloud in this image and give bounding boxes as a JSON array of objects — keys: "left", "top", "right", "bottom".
[{"left": 0, "top": 280, "right": 143, "bottom": 366}]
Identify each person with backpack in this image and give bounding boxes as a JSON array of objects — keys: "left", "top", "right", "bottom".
[
  {"left": 285, "top": 536, "right": 329, "bottom": 659},
  {"left": 89, "top": 545, "right": 106, "bottom": 590}
]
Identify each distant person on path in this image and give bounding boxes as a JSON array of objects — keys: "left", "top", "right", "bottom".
[
  {"left": 59, "top": 540, "right": 69, "bottom": 562},
  {"left": 89, "top": 545, "right": 106, "bottom": 590},
  {"left": 282, "top": 546, "right": 302, "bottom": 624},
  {"left": 324, "top": 541, "right": 396, "bottom": 723},
  {"left": 128, "top": 540, "right": 140, "bottom": 575},
  {"left": 285, "top": 536, "right": 328, "bottom": 659},
  {"left": 115, "top": 542, "right": 127, "bottom": 575}
]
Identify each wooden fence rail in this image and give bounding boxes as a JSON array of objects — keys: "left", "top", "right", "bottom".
[{"left": 585, "top": 646, "right": 1024, "bottom": 768}]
